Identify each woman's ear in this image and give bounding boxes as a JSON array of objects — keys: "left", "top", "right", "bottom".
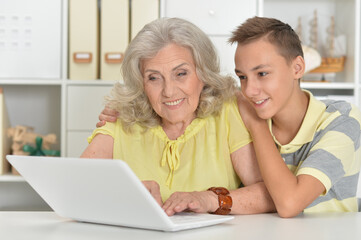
[{"left": 293, "top": 56, "right": 305, "bottom": 79}]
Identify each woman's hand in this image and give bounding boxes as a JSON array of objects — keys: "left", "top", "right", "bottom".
[
  {"left": 142, "top": 180, "right": 163, "bottom": 207},
  {"left": 162, "top": 191, "right": 218, "bottom": 216},
  {"left": 96, "top": 107, "right": 119, "bottom": 128}
]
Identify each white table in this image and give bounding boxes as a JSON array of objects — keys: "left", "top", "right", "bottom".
[{"left": 1, "top": 211, "right": 361, "bottom": 240}]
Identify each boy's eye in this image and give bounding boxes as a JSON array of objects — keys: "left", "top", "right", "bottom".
[
  {"left": 259, "top": 72, "right": 268, "bottom": 77},
  {"left": 238, "top": 75, "right": 247, "bottom": 80}
]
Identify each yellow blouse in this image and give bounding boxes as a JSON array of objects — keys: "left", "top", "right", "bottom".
[{"left": 88, "top": 97, "right": 251, "bottom": 201}]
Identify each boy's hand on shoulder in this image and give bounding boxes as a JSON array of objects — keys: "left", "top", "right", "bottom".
[{"left": 96, "top": 107, "right": 119, "bottom": 128}]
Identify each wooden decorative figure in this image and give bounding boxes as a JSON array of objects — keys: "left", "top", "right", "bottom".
[
  {"left": 309, "top": 9, "right": 318, "bottom": 50},
  {"left": 7, "top": 125, "right": 59, "bottom": 175},
  {"left": 296, "top": 16, "right": 303, "bottom": 42},
  {"left": 309, "top": 15, "right": 345, "bottom": 74},
  {"left": 23, "top": 136, "right": 60, "bottom": 156},
  {"left": 326, "top": 16, "right": 335, "bottom": 57},
  {"left": 7, "top": 125, "right": 58, "bottom": 156}
]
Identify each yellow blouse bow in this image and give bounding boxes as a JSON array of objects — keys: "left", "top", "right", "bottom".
[{"left": 161, "top": 140, "right": 180, "bottom": 188}]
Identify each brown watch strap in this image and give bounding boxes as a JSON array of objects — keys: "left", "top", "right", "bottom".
[{"left": 207, "top": 187, "right": 232, "bottom": 215}]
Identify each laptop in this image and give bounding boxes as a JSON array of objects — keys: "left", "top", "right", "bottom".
[{"left": 6, "top": 155, "right": 234, "bottom": 232}]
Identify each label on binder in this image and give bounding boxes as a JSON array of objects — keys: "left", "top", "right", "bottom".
[
  {"left": 73, "top": 52, "right": 92, "bottom": 63},
  {"left": 105, "top": 52, "right": 123, "bottom": 63}
]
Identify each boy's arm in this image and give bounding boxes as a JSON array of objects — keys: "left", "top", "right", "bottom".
[
  {"left": 237, "top": 93, "right": 325, "bottom": 218},
  {"left": 247, "top": 123, "right": 325, "bottom": 217}
]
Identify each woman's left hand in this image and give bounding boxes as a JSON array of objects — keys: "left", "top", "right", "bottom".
[
  {"left": 162, "top": 191, "right": 218, "bottom": 216},
  {"left": 142, "top": 180, "right": 163, "bottom": 207}
]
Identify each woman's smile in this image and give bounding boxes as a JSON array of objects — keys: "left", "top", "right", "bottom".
[{"left": 164, "top": 98, "right": 185, "bottom": 106}]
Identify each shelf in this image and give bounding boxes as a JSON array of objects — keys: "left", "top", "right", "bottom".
[
  {"left": 265, "top": 0, "right": 332, "bottom": 2},
  {"left": 0, "top": 79, "right": 120, "bottom": 86},
  {"left": 300, "top": 82, "right": 355, "bottom": 90},
  {"left": 0, "top": 174, "right": 25, "bottom": 182},
  {"left": 0, "top": 79, "right": 63, "bottom": 85},
  {"left": 65, "top": 80, "right": 119, "bottom": 86}
]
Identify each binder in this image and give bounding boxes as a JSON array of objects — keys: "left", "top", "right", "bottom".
[
  {"left": 100, "top": 0, "right": 129, "bottom": 81},
  {"left": 69, "top": 0, "right": 99, "bottom": 80},
  {"left": 0, "top": 88, "right": 11, "bottom": 175},
  {"left": 131, "top": 0, "right": 159, "bottom": 39}
]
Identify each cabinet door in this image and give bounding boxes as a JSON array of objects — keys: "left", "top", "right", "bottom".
[
  {"left": 66, "top": 131, "right": 92, "bottom": 157},
  {"left": 210, "top": 36, "right": 237, "bottom": 77},
  {"left": 67, "top": 85, "right": 113, "bottom": 131},
  {"left": 0, "top": 0, "right": 62, "bottom": 79},
  {"left": 66, "top": 85, "right": 113, "bottom": 157},
  {"left": 0, "top": 182, "right": 51, "bottom": 210},
  {"left": 162, "top": 0, "right": 257, "bottom": 35}
]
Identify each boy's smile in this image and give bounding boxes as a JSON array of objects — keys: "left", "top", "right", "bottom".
[{"left": 234, "top": 38, "right": 303, "bottom": 120}]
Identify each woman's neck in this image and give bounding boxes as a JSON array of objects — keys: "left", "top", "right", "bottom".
[{"left": 161, "top": 117, "right": 195, "bottom": 140}]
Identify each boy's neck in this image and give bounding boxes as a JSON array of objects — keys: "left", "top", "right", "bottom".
[{"left": 271, "top": 89, "right": 309, "bottom": 145}]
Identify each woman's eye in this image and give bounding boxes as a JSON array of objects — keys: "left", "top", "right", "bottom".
[
  {"left": 148, "top": 75, "right": 158, "bottom": 81},
  {"left": 177, "top": 71, "right": 187, "bottom": 77}
]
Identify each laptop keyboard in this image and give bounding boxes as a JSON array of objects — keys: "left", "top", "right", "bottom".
[{"left": 169, "top": 212, "right": 217, "bottom": 224}]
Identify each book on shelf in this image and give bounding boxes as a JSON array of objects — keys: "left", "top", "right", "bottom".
[{"left": 0, "top": 88, "right": 11, "bottom": 175}]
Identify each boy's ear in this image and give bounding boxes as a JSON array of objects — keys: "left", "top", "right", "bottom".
[{"left": 292, "top": 56, "right": 305, "bottom": 79}]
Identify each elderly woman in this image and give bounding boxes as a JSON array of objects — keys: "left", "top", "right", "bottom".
[{"left": 82, "top": 18, "right": 274, "bottom": 216}]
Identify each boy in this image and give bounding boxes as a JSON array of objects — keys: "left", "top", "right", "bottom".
[{"left": 230, "top": 16, "right": 361, "bottom": 217}]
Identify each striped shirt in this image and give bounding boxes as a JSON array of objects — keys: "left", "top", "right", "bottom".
[{"left": 268, "top": 90, "right": 361, "bottom": 212}]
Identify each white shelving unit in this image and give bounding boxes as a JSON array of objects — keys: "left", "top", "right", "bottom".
[
  {"left": 0, "top": 0, "right": 114, "bottom": 209},
  {"left": 161, "top": 0, "right": 360, "bottom": 105},
  {"left": 0, "top": 0, "right": 360, "bottom": 209},
  {"left": 160, "top": 0, "right": 260, "bottom": 76},
  {"left": 261, "top": 0, "right": 361, "bottom": 105},
  {"left": 0, "top": 174, "right": 24, "bottom": 182}
]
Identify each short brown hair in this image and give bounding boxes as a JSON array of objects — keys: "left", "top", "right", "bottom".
[{"left": 229, "top": 16, "right": 303, "bottom": 63}]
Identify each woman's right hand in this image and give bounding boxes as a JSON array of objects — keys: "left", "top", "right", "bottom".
[
  {"left": 162, "top": 191, "right": 218, "bottom": 216},
  {"left": 142, "top": 180, "right": 163, "bottom": 207},
  {"left": 96, "top": 107, "right": 119, "bottom": 128}
]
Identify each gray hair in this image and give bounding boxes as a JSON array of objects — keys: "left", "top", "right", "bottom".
[{"left": 106, "top": 17, "right": 237, "bottom": 131}]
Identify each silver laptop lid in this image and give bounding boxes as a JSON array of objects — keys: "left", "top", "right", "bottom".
[{"left": 7, "top": 155, "right": 173, "bottom": 231}]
